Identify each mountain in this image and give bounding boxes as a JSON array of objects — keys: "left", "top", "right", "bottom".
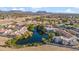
[{"left": 0, "top": 7, "right": 79, "bottom": 13}]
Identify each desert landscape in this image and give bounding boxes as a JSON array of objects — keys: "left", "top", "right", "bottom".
[{"left": 0, "top": 8, "right": 78, "bottom": 51}]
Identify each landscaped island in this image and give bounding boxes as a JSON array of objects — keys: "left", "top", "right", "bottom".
[{"left": 0, "top": 11, "right": 79, "bottom": 50}]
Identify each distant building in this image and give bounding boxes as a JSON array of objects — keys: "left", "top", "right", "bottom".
[{"left": 52, "top": 36, "right": 79, "bottom": 46}]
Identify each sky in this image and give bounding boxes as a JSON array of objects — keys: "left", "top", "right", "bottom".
[
  {"left": 0, "top": 0, "right": 79, "bottom": 13},
  {"left": 0, "top": 7, "right": 79, "bottom": 13}
]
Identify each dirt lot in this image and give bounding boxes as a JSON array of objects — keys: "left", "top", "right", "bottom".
[
  {"left": 0, "top": 45, "right": 77, "bottom": 51},
  {"left": 0, "top": 36, "right": 10, "bottom": 45}
]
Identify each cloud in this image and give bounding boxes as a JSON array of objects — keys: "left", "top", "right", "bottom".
[
  {"left": 11, "top": 8, "right": 26, "bottom": 11},
  {"left": 65, "top": 8, "right": 75, "bottom": 13},
  {"left": 65, "top": 9, "right": 72, "bottom": 12}
]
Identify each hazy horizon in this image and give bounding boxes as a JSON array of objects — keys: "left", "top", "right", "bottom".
[{"left": 0, "top": 7, "right": 79, "bottom": 14}]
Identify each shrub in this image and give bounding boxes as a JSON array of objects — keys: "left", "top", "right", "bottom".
[
  {"left": 32, "top": 42, "right": 41, "bottom": 46},
  {"left": 5, "top": 31, "right": 33, "bottom": 48},
  {"left": 54, "top": 32, "right": 60, "bottom": 36},
  {"left": 42, "top": 38, "right": 48, "bottom": 44},
  {"left": 14, "top": 45, "right": 23, "bottom": 48},
  {"left": 5, "top": 39, "right": 17, "bottom": 47}
]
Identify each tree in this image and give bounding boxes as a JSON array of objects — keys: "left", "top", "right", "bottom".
[
  {"left": 62, "top": 18, "right": 69, "bottom": 23},
  {"left": 36, "top": 25, "right": 46, "bottom": 35},
  {"left": 35, "top": 16, "right": 41, "bottom": 21},
  {"left": 48, "top": 32, "right": 55, "bottom": 42},
  {"left": 27, "top": 24, "right": 35, "bottom": 31}
]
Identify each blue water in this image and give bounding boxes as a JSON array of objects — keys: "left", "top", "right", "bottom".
[
  {"left": 16, "top": 29, "right": 48, "bottom": 45},
  {"left": 27, "top": 29, "right": 48, "bottom": 43}
]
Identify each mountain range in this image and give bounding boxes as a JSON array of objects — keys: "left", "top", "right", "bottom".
[{"left": 0, "top": 7, "right": 79, "bottom": 14}]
